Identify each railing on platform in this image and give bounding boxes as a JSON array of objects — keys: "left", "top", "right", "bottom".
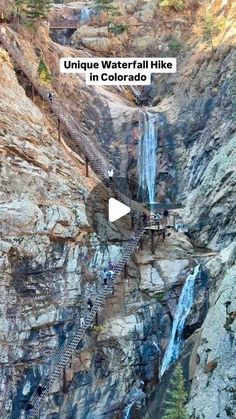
[
  {"left": 49, "top": 20, "right": 79, "bottom": 29},
  {"left": 53, "top": 0, "right": 91, "bottom": 3}
]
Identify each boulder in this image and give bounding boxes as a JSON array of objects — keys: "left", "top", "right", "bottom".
[
  {"left": 158, "top": 259, "right": 190, "bottom": 286},
  {"left": 140, "top": 265, "right": 165, "bottom": 292},
  {"left": 90, "top": 10, "right": 107, "bottom": 26},
  {"left": 125, "top": 0, "right": 140, "bottom": 14},
  {"left": 46, "top": 205, "right": 77, "bottom": 239},
  {"left": 81, "top": 37, "right": 112, "bottom": 53},
  {"left": 72, "top": 24, "right": 108, "bottom": 42},
  {"left": 133, "top": 5, "right": 155, "bottom": 23},
  {"left": 0, "top": 200, "right": 44, "bottom": 236},
  {"left": 187, "top": 265, "right": 236, "bottom": 419}
]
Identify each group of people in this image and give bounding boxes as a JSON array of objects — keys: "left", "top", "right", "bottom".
[
  {"left": 84, "top": 211, "right": 171, "bottom": 319},
  {"left": 85, "top": 262, "right": 116, "bottom": 314},
  {"left": 102, "top": 261, "right": 115, "bottom": 287},
  {"left": 141, "top": 209, "right": 169, "bottom": 226}
]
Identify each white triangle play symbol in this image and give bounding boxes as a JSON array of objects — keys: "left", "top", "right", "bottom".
[{"left": 109, "top": 198, "right": 131, "bottom": 222}]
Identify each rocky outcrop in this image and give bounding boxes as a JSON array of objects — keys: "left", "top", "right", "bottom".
[
  {"left": 150, "top": 1, "right": 236, "bottom": 250},
  {"left": 0, "top": 44, "right": 116, "bottom": 417},
  {"left": 187, "top": 244, "right": 236, "bottom": 419},
  {"left": 145, "top": 1, "right": 236, "bottom": 416}
]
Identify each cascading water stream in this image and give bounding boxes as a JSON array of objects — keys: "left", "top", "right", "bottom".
[
  {"left": 123, "top": 388, "right": 145, "bottom": 419},
  {"left": 160, "top": 265, "right": 200, "bottom": 377},
  {"left": 80, "top": 7, "right": 94, "bottom": 24},
  {"left": 137, "top": 112, "right": 158, "bottom": 204},
  {"left": 124, "top": 401, "right": 135, "bottom": 419}
]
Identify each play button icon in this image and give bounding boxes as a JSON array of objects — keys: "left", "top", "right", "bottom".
[
  {"left": 108, "top": 198, "right": 131, "bottom": 222},
  {"left": 84, "top": 177, "right": 146, "bottom": 240}
]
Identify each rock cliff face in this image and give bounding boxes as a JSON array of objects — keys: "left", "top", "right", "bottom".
[
  {"left": 187, "top": 246, "right": 236, "bottom": 419},
  {"left": 0, "top": 43, "right": 124, "bottom": 417},
  {"left": 0, "top": 0, "right": 235, "bottom": 418},
  {"left": 145, "top": 0, "right": 236, "bottom": 417}
]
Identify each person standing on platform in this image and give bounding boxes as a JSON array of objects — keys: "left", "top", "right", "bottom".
[
  {"left": 155, "top": 213, "right": 162, "bottom": 229},
  {"left": 142, "top": 212, "right": 148, "bottom": 225},
  {"left": 163, "top": 209, "right": 169, "bottom": 226},
  {"left": 108, "top": 261, "right": 114, "bottom": 270}
]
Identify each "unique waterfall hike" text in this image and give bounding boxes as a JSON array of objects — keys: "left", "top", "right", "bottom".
[{"left": 60, "top": 58, "right": 176, "bottom": 85}]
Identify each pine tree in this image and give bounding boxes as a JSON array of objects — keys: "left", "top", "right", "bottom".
[
  {"left": 13, "top": 0, "right": 27, "bottom": 24},
  {"left": 37, "top": 56, "right": 52, "bottom": 84},
  {"left": 26, "top": 0, "right": 51, "bottom": 23},
  {"left": 160, "top": 0, "right": 185, "bottom": 12},
  {"left": 202, "top": 13, "right": 221, "bottom": 53},
  {"left": 94, "top": 0, "right": 125, "bottom": 36},
  {"left": 202, "top": 14, "right": 214, "bottom": 52},
  {"left": 15, "top": 0, "right": 27, "bottom": 16},
  {"left": 168, "top": 34, "right": 184, "bottom": 56},
  {"left": 162, "top": 363, "right": 190, "bottom": 419}
]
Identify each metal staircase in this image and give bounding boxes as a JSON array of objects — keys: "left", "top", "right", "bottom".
[
  {"left": 0, "top": 27, "right": 176, "bottom": 418},
  {"left": 0, "top": 27, "right": 109, "bottom": 180},
  {"left": 0, "top": 26, "right": 147, "bottom": 417},
  {"left": 24, "top": 228, "right": 144, "bottom": 418},
  {"left": 0, "top": 27, "right": 137, "bottom": 214}
]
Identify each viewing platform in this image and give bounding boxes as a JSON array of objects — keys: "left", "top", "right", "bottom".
[
  {"left": 144, "top": 215, "right": 175, "bottom": 230},
  {"left": 49, "top": 19, "right": 80, "bottom": 29},
  {"left": 49, "top": 1, "right": 94, "bottom": 29}
]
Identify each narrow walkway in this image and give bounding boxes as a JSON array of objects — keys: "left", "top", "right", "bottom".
[{"left": 49, "top": 20, "right": 79, "bottom": 30}]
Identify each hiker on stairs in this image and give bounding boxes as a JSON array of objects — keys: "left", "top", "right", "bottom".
[
  {"left": 130, "top": 232, "right": 136, "bottom": 241},
  {"left": 163, "top": 209, "right": 169, "bottom": 226},
  {"left": 25, "top": 403, "right": 33, "bottom": 411},
  {"left": 108, "top": 168, "right": 114, "bottom": 181},
  {"left": 142, "top": 211, "right": 148, "bottom": 225},
  {"left": 80, "top": 315, "right": 85, "bottom": 327},
  {"left": 108, "top": 261, "right": 114, "bottom": 270},
  {"left": 87, "top": 298, "right": 93, "bottom": 311},
  {"left": 36, "top": 385, "right": 45, "bottom": 396},
  {"left": 107, "top": 268, "right": 114, "bottom": 280},
  {"left": 102, "top": 269, "right": 108, "bottom": 288},
  {"left": 48, "top": 92, "right": 54, "bottom": 103}
]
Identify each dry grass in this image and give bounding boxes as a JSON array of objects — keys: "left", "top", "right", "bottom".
[{"left": 0, "top": 48, "right": 11, "bottom": 65}]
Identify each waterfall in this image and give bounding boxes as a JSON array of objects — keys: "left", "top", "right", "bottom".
[
  {"left": 123, "top": 388, "right": 145, "bottom": 419},
  {"left": 80, "top": 7, "right": 94, "bottom": 23},
  {"left": 137, "top": 112, "right": 158, "bottom": 204},
  {"left": 160, "top": 265, "right": 200, "bottom": 377},
  {"left": 124, "top": 401, "right": 135, "bottom": 419}
]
